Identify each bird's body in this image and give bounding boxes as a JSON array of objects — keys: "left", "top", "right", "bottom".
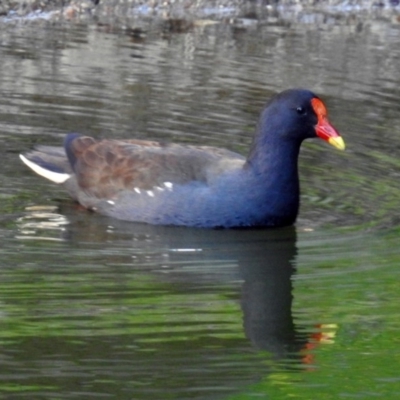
[{"left": 20, "top": 89, "right": 345, "bottom": 228}]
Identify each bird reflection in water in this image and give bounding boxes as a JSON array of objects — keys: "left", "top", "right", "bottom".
[{"left": 16, "top": 203, "right": 337, "bottom": 370}]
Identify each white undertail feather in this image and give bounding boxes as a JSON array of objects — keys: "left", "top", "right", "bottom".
[{"left": 19, "top": 154, "right": 71, "bottom": 184}]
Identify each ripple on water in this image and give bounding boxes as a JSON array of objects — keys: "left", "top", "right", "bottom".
[{"left": 1, "top": 10, "right": 400, "bottom": 399}]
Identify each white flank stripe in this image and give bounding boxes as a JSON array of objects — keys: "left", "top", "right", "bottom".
[{"left": 19, "top": 154, "right": 70, "bottom": 184}]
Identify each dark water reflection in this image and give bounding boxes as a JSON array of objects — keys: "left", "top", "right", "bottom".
[
  {"left": 1, "top": 7, "right": 400, "bottom": 399},
  {"left": 4, "top": 210, "right": 306, "bottom": 398},
  {"left": 3, "top": 203, "right": 398, "bottom": 398}
]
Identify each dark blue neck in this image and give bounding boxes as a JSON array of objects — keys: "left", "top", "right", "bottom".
[
  {"left": 243, "top": 126, "right": 302, "bottom": 226},
  {"left": 246, "top": 133, "right": 301, "bottom": 175}
]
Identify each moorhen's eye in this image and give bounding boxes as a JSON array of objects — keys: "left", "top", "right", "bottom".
[{"left": 296, "top": 106, "right": 306, "bottom": 115}]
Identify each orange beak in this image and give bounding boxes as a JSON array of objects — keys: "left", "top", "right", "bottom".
[{"left": 311, "top": 98, "right": 345, "bottom": 150}]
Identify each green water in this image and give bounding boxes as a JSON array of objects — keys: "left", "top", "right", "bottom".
[{"left": 2, "top": 216, "right": 400, "bottom": 398}]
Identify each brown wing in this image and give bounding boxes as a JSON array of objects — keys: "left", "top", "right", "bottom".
[{"left": 68, "top": 136, "right": 244, "bottom": 199}]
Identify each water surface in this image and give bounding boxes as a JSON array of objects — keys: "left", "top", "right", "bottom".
[{"left": 1, "top": 6, "right": 400, "bottom": 399}]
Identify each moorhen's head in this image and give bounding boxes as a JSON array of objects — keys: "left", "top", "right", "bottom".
[{"left": 258, "top": 89, "right": 345, "bottom": 150}]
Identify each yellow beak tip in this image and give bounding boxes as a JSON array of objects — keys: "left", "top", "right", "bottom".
[{"left": 328, "top": 137, "right": 346, "bottom": 151}]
